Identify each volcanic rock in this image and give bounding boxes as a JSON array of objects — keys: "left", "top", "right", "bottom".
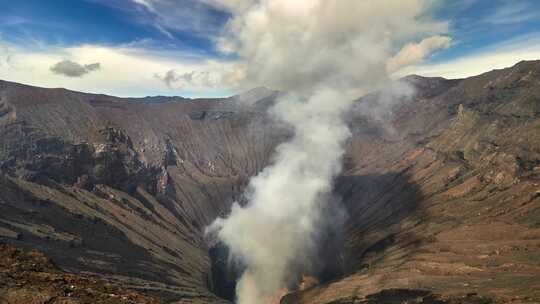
[{"left": 1, "top": 61, "right": 540, "bottom": 303}]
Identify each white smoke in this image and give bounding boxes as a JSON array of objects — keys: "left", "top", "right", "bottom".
[
  {"left": 353, "top": 80, "right": 416, "bottom": 137},
  {"left": 386, "top": 35, "right": 452, "bottom": 73},
  {"left": 207, "top": 1, "right": 451, "bottom": 303},
  {"left": 210, "top": 89, "right": 351, "bottom": 302},
  {"left": 154, "top": 66, "right": 244, "bottom": 89}
]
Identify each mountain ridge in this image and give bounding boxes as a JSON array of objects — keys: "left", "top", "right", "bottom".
[{"left": 1, "top": 60, "right": 539, "bottom": 303}]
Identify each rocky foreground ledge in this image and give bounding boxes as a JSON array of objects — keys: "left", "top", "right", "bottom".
[{"left": 0, "top": 243, "right": 160, "bottom": 304}]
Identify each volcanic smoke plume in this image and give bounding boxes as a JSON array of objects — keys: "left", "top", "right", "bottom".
[{"left": 207, "top": 1, "right": 451, "bottom": 303}]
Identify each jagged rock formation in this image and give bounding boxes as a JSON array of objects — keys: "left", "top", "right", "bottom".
[{"left": 1, "top": 61, "right": 540, "bottom": 303}]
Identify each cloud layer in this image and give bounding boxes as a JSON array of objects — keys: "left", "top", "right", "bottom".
[
  {"left": 0, "top": 41, "right": 237, "bottom": 97},
  {"left": 2, "top": 1, "right": 539, "bottom": 99},
  {"left": 127, "top": 0, "right": 229, "bottom": 38}
]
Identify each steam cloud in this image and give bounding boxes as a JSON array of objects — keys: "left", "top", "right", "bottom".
[
  {"left": 155, "top": 67, "right": 243, "bottom": 89},
  {"left": 207, "top": 1, "right": 451, "bottom": 303},
  {"left": 386, "top": 35, "right": 452, "bottom": 73}
]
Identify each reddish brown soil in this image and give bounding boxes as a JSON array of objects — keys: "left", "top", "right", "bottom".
[{"left": 0, "top": 243, "right": 160, "bottom": 304}]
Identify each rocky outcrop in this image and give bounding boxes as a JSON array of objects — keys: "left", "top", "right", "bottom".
[
  {"left": 0, "top": 244, "right": 160, "bottom": 304},
  {"left": 282, "top": 288, "right": 495, "bottom": 304}
]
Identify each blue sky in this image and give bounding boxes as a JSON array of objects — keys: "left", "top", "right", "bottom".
[
  {"left": 1, "top": 0, "right": 540, "bottom": 97},
  {"left": 432, "top": 1, "right": 540, "bottom": 61},
  {"left": 0, "top": 0, "right": 227, "bottom": 57}
]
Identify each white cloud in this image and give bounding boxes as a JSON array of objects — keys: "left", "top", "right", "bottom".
[
  {"left": 386, "top": 35, "right": 452, "bottom": 73},
  {"left": 87, "top": 0, "right": 229, "bottom": 39},
  {"left": 128, "top": 0, "right": 228, "bottom": 38},
  {"left": 483, "top": 2, "right": 540, "bottom": 25},
  {"left": 397, "top": 33, "right": 540, "bottom": 79},
  {"left": 0, "top": 40, "right": 238, "bottom": 97}
]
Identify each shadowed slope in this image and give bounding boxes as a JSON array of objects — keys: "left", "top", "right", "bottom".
[{"left": 283, "top": 60, "right": 540, "bottom": 304}]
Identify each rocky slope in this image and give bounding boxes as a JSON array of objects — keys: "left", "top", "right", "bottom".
[
  {"left": 0, "top": 60, "right": 539, "bottom": 303},
  {"left": 284, "top": 60, "right": 540, "bottom": 303},
  {"left": 0, "top": 83, "right": 281, "bottom": 302},
  {"left": 0, "top": 244, "right": 160, "bottom": 304}
]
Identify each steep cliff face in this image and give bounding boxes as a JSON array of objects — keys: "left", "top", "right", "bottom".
[
  {"left": 0, "top": 83, "right": 281, "bottom": 302},
  {"left": 1, "top": 61, "right": 539, "bottom": 304}
]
